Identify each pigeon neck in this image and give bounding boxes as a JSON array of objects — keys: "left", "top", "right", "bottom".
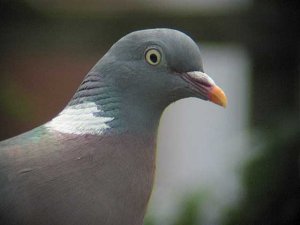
[
  {"left": 113, "top": 98, "right": 163, "bottom": 136},
  {"left": 47, "top": 73, "right": 163, "bottom": 137}
]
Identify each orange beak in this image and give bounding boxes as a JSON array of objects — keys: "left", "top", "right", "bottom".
[
  {"left": 208, "top": 85, "right": 227, "bottom": 108},
  {"left": 183, "top": 71, "right": 227, "bottom": 108}
]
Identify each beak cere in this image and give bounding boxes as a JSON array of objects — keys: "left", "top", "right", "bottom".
[{"left": 183, "top": 71, "right": 227, "bottom": 107}]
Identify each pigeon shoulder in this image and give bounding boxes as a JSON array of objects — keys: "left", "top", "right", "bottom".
[{"left": 0, "top": 126, "right": 50, "bottom": 150}]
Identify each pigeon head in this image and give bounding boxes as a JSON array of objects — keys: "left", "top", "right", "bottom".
[
  {"left": 53, "top": 29, "right": 227, "bottom": 134},
  {"left": 94, "top": 29, "right": 227, "bottom": 109}
]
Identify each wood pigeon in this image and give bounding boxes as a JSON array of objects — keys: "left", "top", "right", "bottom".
[{"left": 0, "top": 29, "right": 227, "bottom": 225}]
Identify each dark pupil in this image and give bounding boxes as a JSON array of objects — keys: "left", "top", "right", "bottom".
[{"left": 150, "top": 54, "right": 157, "bottom": 63}]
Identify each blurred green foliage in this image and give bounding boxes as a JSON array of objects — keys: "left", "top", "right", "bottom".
[
  {"left": 0, "top": 79, "right": 34, "bottom": 121},
  {"left": 225, "top": 117, "right": 300, "bottom": 225},
  {"left": 173, "top": 193, "right": 203, "bottom": 225},
  {"left": 145, "top": 193, "right": 204, "bottom": 225}
]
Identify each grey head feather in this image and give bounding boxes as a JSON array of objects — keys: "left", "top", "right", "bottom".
[{"left": 69, "top": 29, "right": 210, "bottom": 134}]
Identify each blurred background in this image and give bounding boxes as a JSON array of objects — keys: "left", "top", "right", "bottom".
[{"left": 0, "top": 0, "right": 299, "bottom": 224}]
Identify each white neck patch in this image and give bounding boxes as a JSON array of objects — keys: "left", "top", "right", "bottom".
[{"left": 46, "top": 102, "right": 114, "bottom": 135}]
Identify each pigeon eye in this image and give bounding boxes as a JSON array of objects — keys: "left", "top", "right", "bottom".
[{"left": 145, "top": 49, "right": 161, "bottom": 65}]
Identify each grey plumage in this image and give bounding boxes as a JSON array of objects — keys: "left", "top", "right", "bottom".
[{"left": 0, "top": 29, "right": 227, "bottom": 225}]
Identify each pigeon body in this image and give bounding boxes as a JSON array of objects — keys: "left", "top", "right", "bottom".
[
  {"left": 0, "top": 29, "right": 227, "bottom": 225},
  {"left": 1, "top": 127, "right": 155, "bottom": 225}
]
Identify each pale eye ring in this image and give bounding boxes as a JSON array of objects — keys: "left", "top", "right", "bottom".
[{"left": 145, "top": 49, "right": 161, "bottom": 65}]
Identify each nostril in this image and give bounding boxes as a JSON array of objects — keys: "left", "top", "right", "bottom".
[
  {"left": 186, "top": 71, "right": 216, "bottom": 86},
  {"left": 190, "top": 76, "right": 212, "bottom": 88}
]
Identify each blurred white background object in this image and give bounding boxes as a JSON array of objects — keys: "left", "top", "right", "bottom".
[{"left": 148, "top": 44, "right": 252, "bottom": 225}]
